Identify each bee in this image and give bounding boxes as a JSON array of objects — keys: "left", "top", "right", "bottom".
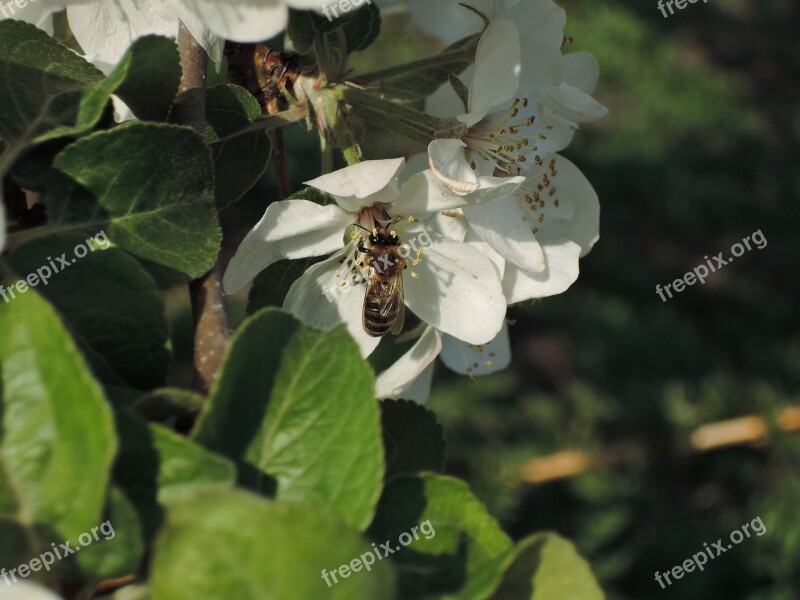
[
  {"left": 224, "top": 42, "right": 302, "bottom": 115},
  {"left": 357, "top": 226, "right": 407, "bottom": 337}
]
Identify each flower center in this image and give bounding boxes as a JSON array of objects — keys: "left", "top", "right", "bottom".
[{"left": 462, "top": 98, "right": 538, "bottom": 175}]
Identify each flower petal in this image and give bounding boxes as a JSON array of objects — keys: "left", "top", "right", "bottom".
[
  {"left": 538, "top": 82, "right": 609, "bottom": 124},
  {"left": 466, "top": 19, "right": 521, "bottom": 123},
  {"left": 305, "top": 158, "right": 405, "bottom": 212},
  {"left": 528, "top": 155, "right": 600, "bottom": 256},
  {"left": 502, "top": 239, "right": 582, "bottom": 302},
  {"left": 404, "top": 236, "right": 506, "bottom": 345},
  {"left": 463, "top": 197, "right": 546, "bottom": 272},
  {"left": 176, "top": 0, "right": 289, "bottom": 42},
  {"left": 512, "top": 0, "right": 566, "bottom": 95},
  {"left": 427, "top": 139, "right": 478, "bottom": 195},
  {"left": 0, "top": 581, "right": 64, "bottom": 600},
  {"left": 396, "top": 170, "right": 522, "bottom": 216},
  {"left": 67, "top": 0, "right": 178, "bottom": 74},
  {"left": 562, "top": 51, "right": 600, "bottom": 94},
  {"left": 376, "top": 326, "right": 441, "bottom": 400},
  {"left": 283, "top": 250, "right": 381, "bottom": 357},
  {"left": 407, "top": 0, "right": 488, "bottom": 45},
  {"left": 223, "top": 200, "right": 351, "bottom": 294},
  {"left": 440, "top": 323, "right": 511, "bottom": 376},
  {"left": 426, "top": 65, "right": 474, "bottom": 120}
]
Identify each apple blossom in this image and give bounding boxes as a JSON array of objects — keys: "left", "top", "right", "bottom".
[{"left": 223, "top": 158, "right": 520, "bottom": 358}]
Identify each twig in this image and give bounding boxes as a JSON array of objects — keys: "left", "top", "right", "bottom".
[{"left": 173, "top": 22, "right": 231, "bottom": 395}]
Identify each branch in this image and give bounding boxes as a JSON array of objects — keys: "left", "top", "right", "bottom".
[{"left": 173, "top": 22, "right": 231, "bottom": 396}]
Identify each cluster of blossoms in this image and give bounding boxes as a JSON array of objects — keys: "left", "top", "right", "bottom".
[
  {"left": 4, "top": 0, "right": 604, "bottom": 404},
  {"left": 223, "top": 0, "right": 607, "bottom": 402}
]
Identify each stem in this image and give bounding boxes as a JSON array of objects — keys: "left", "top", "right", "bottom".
[
  {"left": 341, "top": 86, "right": 464, "bottom": 140},
  {"left": 269, "top": 128, "right": 292, "bottom": 199},
  {"left": 174, "top": 22, "right": 231, "bottom": 396},
  {"left": 354, "top": 35, "right": 479, "bottom": 86},
  {"left": 213, "top": 106, "right": 307, "bottom": 144},
  {"left": 351, "top": 104, "right": 432, "bottom": 148}
]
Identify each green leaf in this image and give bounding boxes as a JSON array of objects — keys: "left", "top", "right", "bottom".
[
  {"left": 0, "top": 287, "right": 117, "bottom": 572},
  {"left": 342, "top": 3, "right": 382, "bottom": 53},
  {"left": 488, "top": 533, "right": 606, "bottom": 600},
  {"left": 381, "top": 399, "right": 447, "bottom": 479},
  {"left": 287, "top": 9, "right": 320, "bottom": 55},
  {"left": 0, "top": 20, "right": 104, "bottom": 149},
  {"left": 113, "top": 35, "right": 181, "bottom": 122},
  {"left": 193, "top": 308, "right": 384, "bottom": 530},
  {"left": 246, "top": 257, "right": 324, "bottom": 314},
  {"left": 368, "top": 473, "right": 514, "bottom": 599},
  {"left": 113, "top": 411, "right": 236, "bottom": 541},
  {"left": 75, "top": 487, "right": 145, "bottom": 582},
  {"left": 131, "top": 388, "right": 206, "bottom": 423},
  {"left": 150, "top": 488, "right": 395, "bottom": 600},
  {"left": 5, "top": 233, "right": 170, "bottom": 391},
  {"left": 45, "top": 123, "right": 221, "bottom": 278},
  {"left": 205, "top": 84, "right": 271, "bottom": 208},
  {"left": 288, "top": 4, "right": 380, "bottom": 55}
]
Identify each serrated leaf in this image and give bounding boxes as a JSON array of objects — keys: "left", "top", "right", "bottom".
[
  {"left": 45, "top": 123, "right": 221, "bottom": 278},
  {"left": 0, "top": 24, "right": 180, "bottom": 178},
  {"left": 113, "top": 35, "right": 181, "bottom": 122},
  {"left": 193, "top": 308, "right": 384, "bottom": 530},
  {"left": 0, "top": 20, "right": 104, "bottom": 149},
  {"left": 381, "top": 399, "right": 446, "bottom": 478},
  {"left": 5, "top": 233, "right": 170, "bottom": 391},
  {"left": 0, "top": 287, "right": 116, "bottom": 574},
  {"left": 368, "top": 473, "right": 514, "bottom": 599},
  {"left": 488, "top": 533, "right": 606, "bottom": 600},
  {"left": 205, "top": 84, "right": 271, "bottom": 208},
  {"left": 113, "top": 411, "right": 236, "bottom": 542},
  {"left": 150, "top": 488, "right": 395, "bottom": 600}
]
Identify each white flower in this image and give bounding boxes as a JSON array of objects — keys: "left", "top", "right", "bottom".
[
  {"left": 374, "top": 229, "right": 511, "bottom": 404},
  {"left": 499, "top": 155, "right": 599, "bottom": 301},
  {"left": 223, "top": 158, "right": 516, "bottom": 357},
  {"left": 0, "top": 0, "right": 58, "bottom": 33},
  {"left": 63, "top": 0, "right": 223, "bottom": 73},
  {"left": 427, "top": 3, "right": 607, "bottom": 194},
  {"left": 0, "top": 581, "right": 64, "bottom": 600}
]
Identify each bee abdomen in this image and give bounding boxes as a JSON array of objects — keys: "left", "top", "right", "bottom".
[{"left": 363, "top": 297, "right": 398, "bottom": 337}]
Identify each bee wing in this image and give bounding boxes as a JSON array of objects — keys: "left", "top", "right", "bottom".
[
  {"left": 363, "top": 273, "right": 405, "bottom": 336},
  {"left": 388, "top": 273, "right": 405, "bottom": 336}
]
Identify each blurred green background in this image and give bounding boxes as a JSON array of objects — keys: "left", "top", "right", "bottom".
[{"left": 168, "top": 0, "right": 800, "bottom": 597}]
